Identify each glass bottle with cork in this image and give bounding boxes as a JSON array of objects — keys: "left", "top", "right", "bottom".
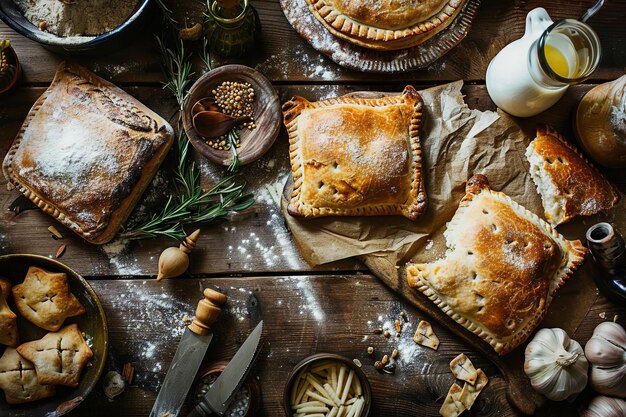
[{"left": 205, "top": 0, "right": 261, "bottom": 58}]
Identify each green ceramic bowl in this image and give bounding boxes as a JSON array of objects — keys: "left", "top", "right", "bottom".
[{"left": 0, "top": 254, "right": 108, "bottom": 417}]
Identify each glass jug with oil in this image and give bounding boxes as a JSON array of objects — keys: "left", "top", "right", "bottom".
[{"left": 486, "top": 8, "right": 601, "bottom": 117}]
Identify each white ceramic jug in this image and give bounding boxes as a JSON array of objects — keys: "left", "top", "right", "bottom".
[{"left": 486, "top": 8, "right": 601, "bottom": 118}]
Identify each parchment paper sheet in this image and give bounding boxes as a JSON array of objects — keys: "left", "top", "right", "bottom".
[
  {"left": 283, "top": 81, "right": 544, "bottom": 265},
  {"left": 281, "top": 81, "right": 626, "bottom": 333}
]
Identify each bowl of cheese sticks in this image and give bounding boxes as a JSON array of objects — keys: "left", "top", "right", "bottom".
[{"left": 284, "top": 353, "right": 371, "bottom": 417}]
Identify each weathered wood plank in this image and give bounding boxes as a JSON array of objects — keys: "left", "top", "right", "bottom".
[
  {"left": 1, "top": 84, "right": 623, "bottom": 278},
  {"left": 1, "top": 0, "right": 624, "bottom": 85},
  {"left": 58, "top": 275, "right": 625, "bottom": 417}
]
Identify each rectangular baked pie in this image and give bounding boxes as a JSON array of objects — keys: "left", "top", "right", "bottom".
[
  {"left": 282, "top": 85, "right": 427, "bottom": 221},
  {"left": 406, "top": 175, "right": 587, "bottom": 355},
  {"left": 526, "top": 127, "right": 620, "bottom": 226},
  {"left": 2, "top": 62, "right": 174, "bottom": 244}
]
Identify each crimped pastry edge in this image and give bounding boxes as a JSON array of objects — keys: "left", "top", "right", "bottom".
[
  {"left": 406, "top": 174, "right": 587, "bottom": 355},
  {"left": 282, "top": 85, "right": 427, "bottom": 220}
]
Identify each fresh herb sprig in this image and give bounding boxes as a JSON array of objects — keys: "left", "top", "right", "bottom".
[
  {"left": 226, "top": 128, "right": 240, "bottom": 173},
  {"left": 120, "top": 1, "right": 253, "bottom": 241}
]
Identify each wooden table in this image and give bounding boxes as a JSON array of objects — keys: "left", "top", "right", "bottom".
[{"left": 1, "top": 1, "right": 625, "bottom": 416}]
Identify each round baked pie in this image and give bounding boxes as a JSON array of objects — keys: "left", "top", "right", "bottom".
[{"left": 304, "top": 0, "right": 467, "bottom": 50}]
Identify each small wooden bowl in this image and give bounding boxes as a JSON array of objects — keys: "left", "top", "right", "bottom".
[
  {"left": 182, "top": 64, "right": 281, "bottom": 167},
  {"left": 283, "top": 353, "right": 372, "bottom": 417}
]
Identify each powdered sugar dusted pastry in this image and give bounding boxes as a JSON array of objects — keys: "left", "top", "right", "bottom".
[
  {"left": 526, "top": 127, "right": 620, "bottom": 226},
  {"left": 0, "top": 348, "right": 55, "bottom": 404},
  {"left": 2, "top": 62, "right": 175, "bottom": 244},
  {"left": 305, "top": 0, "right": 466, "bottom": 50},
  {"left": 0, "top": 286, "right": 18, "bottom": 347},
  {"left": 12, "top": 266, "right": 85, "bottom": 332},
  {"left": 406, "top": 175, "right": 587, "bottom": 355},
  {"left": 17, "top": 323, "right": 93, "bottom": 387},
  {"left": 282, "top": 85, "right": 426, "bottom": 220}
]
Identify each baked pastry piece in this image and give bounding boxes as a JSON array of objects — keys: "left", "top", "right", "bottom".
[
  {"left": 305, "top": 0, "right": 466, "bottom": 50},
  {"left": 526, "top": 127, "right": 620, "bottom": 226},
  {"left": 406, "top": 175, "right": 587, "bottom": 355},
  {"left": 12, "top": 266, "right": 85, "bottom": 331},
  {"left": 282, "top": 85, "right": 426, "bottom": 220},
  {"left": 2, "top": 62, "right": 175, "bottom": 244},
  {"left": 17, "top": 323, "right": 93, "bottom": 387},
  {"left": 0, "top": 286, "right": 18, "bottom": 347},
  {"left": 0, "top": 276, "right": 11, "bottom": 296},
  {"left": 0, "top": 348, "right": 55, "bottom": 404}
]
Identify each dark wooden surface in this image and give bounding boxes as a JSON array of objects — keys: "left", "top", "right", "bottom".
[{"left": 0, "top": 0, "right": 625, "bottom": 416}]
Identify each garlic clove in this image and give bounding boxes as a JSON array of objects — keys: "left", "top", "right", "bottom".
[{"left": 582, "top": 396, "right": 626, "bottom": 417}]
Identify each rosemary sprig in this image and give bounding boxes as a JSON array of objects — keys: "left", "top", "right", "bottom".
[
  {"left": 120, "top": 176, "right": 254, "bottom": 241},
  {"left": 155, "top": 35, "right": 193, "bottom": 110},
  {"left": 226, "top": 128, "right": 240, "bottom": 173}
]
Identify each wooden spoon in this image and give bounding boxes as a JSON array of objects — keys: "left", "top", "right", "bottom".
[
  {"left": 192, "top": 110, "right": 252, "bottom": 138},
  {"left": 192, "top": 97, "right": 220, "bottom": 116}
]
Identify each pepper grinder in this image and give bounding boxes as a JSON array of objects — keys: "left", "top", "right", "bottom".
[{"left": 586, "top": 222, "right": 626, "bottom": 303}]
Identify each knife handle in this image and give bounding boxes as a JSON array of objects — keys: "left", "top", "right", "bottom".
[{"left": 188, "top": 288, "right": 227, "bottom": 336}]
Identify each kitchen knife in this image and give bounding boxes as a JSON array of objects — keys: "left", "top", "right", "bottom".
[
  {"left": 150, "top": 288, "right": 227, "bottom": 417},
  {"left": 188, "top": 320, "right": 264, "bottom": 417}
]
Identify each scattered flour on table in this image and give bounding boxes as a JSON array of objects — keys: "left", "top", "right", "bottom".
[
  {"left": 102, "top": 239, "right": 145, "bottom": 276},
  {"left": 277, "top": 277, "right": 326, "bottom": 321},
  {"left": 107, "top": 281, "right": 189, "bottom": 387}
]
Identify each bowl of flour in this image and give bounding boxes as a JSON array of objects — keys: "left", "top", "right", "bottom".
[{"left": 0, "top": 0, "right": 152, "bottom": 54}]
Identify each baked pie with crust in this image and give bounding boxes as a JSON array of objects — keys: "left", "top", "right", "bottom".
[
  {"left": 526, "top": 127, "right": 620, "bottom": 226},
  {"left": 305, "top": 0, "right": 467, "bottom": 50},
  {"left": 406, "top": 175, "right": 587, "bottom": 355},
  {"left": 2, "top": 62, "right": 175, "bottom": 244},
  {"left": 282, "top": 85, "right": 426, "bottom": 220}
]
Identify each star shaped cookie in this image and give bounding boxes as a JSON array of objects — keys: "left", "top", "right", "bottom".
[
  {"left": 0, "top": 286, "right": 18, "bottom": 347},
  {"left": 12, "top": 266, "right": 85, "bottom": 331},
  {"left": 17, "top": 323, "right": 93, "bottom": 387},
  {"left": 0, "top": 347, "right": 55, "bottom": 404}
]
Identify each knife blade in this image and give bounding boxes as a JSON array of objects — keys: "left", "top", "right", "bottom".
[
  {"left": 149, "top": 288, "right": 227, "bottom": 417},
  {"left": 189, "top": 321, "right": 264, "bottom": 417}
]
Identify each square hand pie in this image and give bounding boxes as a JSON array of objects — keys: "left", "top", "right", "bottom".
[
  {"left": 526, "top": 127, "right": 620, "bottom": 226},
  {"left": 12, "top": 266, "right": 85, "bottom": 332},
  {"left": 406, "top": 175, "right": 587, "bottom": 355},
  {"left": 282, "top": 85, "right": 426, "bottom": 220},
  {"left": 0, "top": 287, "right": 18, "bottom": 347},
  {"left": 0, "top": 348, "right": 55, "bottom": 404},
  {"left": 305, "top": 0, "right": 466, "bottom": 50},
  {"left": 2, "top": 62, "right": 175, "bottom": 244},
  {"left": 17, "top": 323, "right": 93, "bottom": 387}
]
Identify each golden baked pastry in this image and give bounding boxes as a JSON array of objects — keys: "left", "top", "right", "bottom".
[
  {"left": 282, "top": 86, "right": 426, "bottom": 220},
  {"left": 526, "top": 127, "right": 620, "bottom": 226},
  {"left": 2, "top": 62, "right": 175, "bottom": 244},
  {"left": 0, "top": 348, "right": 55, "bottom": 404},
  {"left": 17, "top": 323, "right": 93, "bottom": 387},
  {"left": 305, "top": 0, "right": 466, "bottom": 50},
  {"left": 406, "top": 175, "right": 587, "bottom": 355},
  {"left": 0, "top": 276, "right": 11, "bottom": 296},
  {"left": 12, "top": 266, "right": 85, "bottom": 332},
  {"left": 0, "top": 286, "right": 18, "bottom": 347}
]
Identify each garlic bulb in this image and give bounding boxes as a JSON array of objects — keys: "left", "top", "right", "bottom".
[
  {"left": 524, "top": 328, "right": 588, "bottom": 401},
  {"left": 575, "top": 74, "right": 626, "bottom": 168},
  {"left": 585, "top": 322, "right": 626, "bottom": 398},
  {"left": 581, "top": 396, "right": 626, "bottom": 417},
  {"left": 156, "top": 229, "right": 200, "bottom": 280}
]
